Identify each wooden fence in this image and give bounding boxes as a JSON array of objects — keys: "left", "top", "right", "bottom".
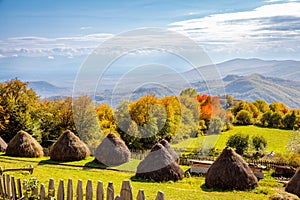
[{"left": 0, "top": 174, "right": 165, "bottom": 200}]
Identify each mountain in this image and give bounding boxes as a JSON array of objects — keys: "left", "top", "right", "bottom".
[
  {"left": 182, "top": 58, "right": 300, "bottom": 81},
  {"left": 192, "top": 74, "right": 300, "bottom": 108},
  {"left": 28, "top": 81, "right": 71, "bottom": 98}
]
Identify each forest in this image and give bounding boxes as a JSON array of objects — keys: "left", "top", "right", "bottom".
[{"left": 0, "top": 78, "right": 299, "bottom": 151}]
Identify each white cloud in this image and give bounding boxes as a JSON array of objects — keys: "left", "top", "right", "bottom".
[
  {"left": 169, "top": 2, "right": 300, "bottom": 58},
  {"left": 0, "top": 33, "right": 113, "bottom": 58},
  {"left": 80, "top": 26, "right": 93, "bottom": 30},
  {"left": 47, "top": 55, "right": 54, "bottom": 59}
]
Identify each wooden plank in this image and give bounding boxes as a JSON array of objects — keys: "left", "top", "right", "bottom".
[
  {"left": 86, "top": 180, "right": 93, "bottom": 200},
  {"left": 17, "top": 178, "right": 22, "bottom": 199},
  {"left": 0, "top": 175, "right": 4, "bottom": 198},
  {"left": 155, "top": 191, "right": 165, "bottom": 200},
  {"left": 6, "top": 174, "right": 11, "bottom": 200},
  {"left": 106, "top": 182, "right": 114, "bottom": 200},
  {"left": 10, "top": 176, "right": 16, "bottom": 200},
  {"left": 48, "top": 178, "right": 55, "bottom": 198},
  {"left": 96, "top": 181, "right": 104, "bottom": 200},
  {"left": 67, "top": 179, "right": 73, "bottom": 200},
  {"left": 76, "top": 179, "right": 83, "bottom": 200},
  {"left": 23, "top": 180, "right": 28, "bottom": 200},
  {"left": 120, "top": 180, "right": 132, "bottom": 200},
  {"left": 40, "top": 184, "right": 46, "bottom": 200},
  {"left": 2, "top": 174, "right": 6, "bottom": 198},
  {"left": 57, "top": 179, "right": 64, "bottom": 200},
  {"left": 136, "top": 190, "right": 145, "bottom": 200}
]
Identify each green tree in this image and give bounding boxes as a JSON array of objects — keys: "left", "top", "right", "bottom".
[
  {"left": 235, "top": 110, "right": 252, "bottom": 125},
  {"left": 226, "top": 133, "right": 249, "bottom": 154},
  {"left": 283, "top": 111, "right": 296, "bottom": 129},
  {"left": 180, "top": 88, "right": 197, "bottom": 98},
  {"left": 0, "top": 79, "right": 41, "bottom": 142},
  {"left": 270, "top": 112, "right": 283, "bottom": 128},
  {"left": 261, "top": 111, "right": 272, "bottom": 127},
  {"left": 208, "top": 117, "right": 223, "bottom": 134},
  {"left": 252, "top": 135, "right": 267, "bottom": 152}
]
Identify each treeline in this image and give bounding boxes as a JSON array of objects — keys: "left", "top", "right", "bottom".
[{"left": 0, "top": 79, "right": 299, "bottom": 151}]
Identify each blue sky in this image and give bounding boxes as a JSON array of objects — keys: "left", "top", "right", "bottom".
[{"left": 0, "top": 0, "right": 300, "bottom": 84}]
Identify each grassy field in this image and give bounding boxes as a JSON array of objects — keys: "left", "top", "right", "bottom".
[
  {"left": 0, "top": 154, "right": 284, "bottom": 200},
  {"left": 172, "top": 126, "right": 293, "bottom": 154}
]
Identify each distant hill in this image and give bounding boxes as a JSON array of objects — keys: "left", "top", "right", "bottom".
[
  {"left": 192, "top": 74, "right": 300, "bottom": 108},
  {"left": 28, "top": 81, "right": 71, "bottom": 98},
  {"left": 182, "top": 58, "right": 300, "bottom": 81}
]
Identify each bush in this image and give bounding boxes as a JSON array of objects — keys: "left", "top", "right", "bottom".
[
  {"left": 252, "top": 135, "right": 267, "bottom": 152},
  {"left": 226, "top": 133, "right": 249, "bottom": 155}
]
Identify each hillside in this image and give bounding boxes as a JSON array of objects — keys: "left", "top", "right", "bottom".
[
  {"left": 28, "top": 81, "right": 71, "bottom": 98},
  {"left": 192, "top": 74, "right": 300, "bottom": 108}
]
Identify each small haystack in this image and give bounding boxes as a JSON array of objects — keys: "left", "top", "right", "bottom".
[
  {"left": 205, "top": 147, "right": 258, "bottom": 190},
  {"left": 95, "top": 133, "right": 131, "bottom": 166},
  {"left": 285, "top": 168, "right": 300, "bottom": 197},
  {"left": 135, "top": 143, "right": 183, "bottom": 182},
  {"left": 6, "top": 130, "right": 43, "bottom": 157},
  {"left": 159, "top": 139, "right": 179, "bottom": 163},
  {"left": 0, "top": 136, "right": 7, "bottom": 152},
  {"left": 50, "top": 130, "right": 90, "bottom": 161}
]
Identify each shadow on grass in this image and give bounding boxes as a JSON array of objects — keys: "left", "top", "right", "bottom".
[
  {"left": 83, "top": 159, "right": 108, "bottom": 170},
  {"left": 130, "top": 175, "right": 156, "bottom": 183},
  {"left": 200, "top": 184, "right": 226, "bottom": 192}
]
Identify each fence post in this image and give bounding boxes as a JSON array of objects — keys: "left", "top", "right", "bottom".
[
  {"left": 57, "top": 179, "right": 64, "bottom": 200},
  {"left": 6, "top": 174, "right": 11, "bottom": 200},
  {"left": 48, "top": 178, "right": 55, "bottom": 199},
  {"left": 67, "top": 179, "right": 73, "bottom": 200},
  {"left": 120, "top": 180, "right": 132, "bottom": 200},
  {"left": 96, "top": 181, "right": 104, "bottom": 200},
  {"left": 107, "top": 182, "right": 114, "bottom": 200},
  {"left": 2, "top": 174, "right": 6, "bottom": 198},
  {"left": 0, "top": 175, "right": 3, "bottom": 198},
  {"left": 40, "top": 184, "right": 46, "bottom": 200},
  {"left": 11, "top": 176, "right": 16, "bottom": 200},
  {"left": 17, "top": 178, "right": 22, "bottom": 199},
  {"left": 155, "top": 191, "right": 165, "bottom": 200},
  {"left": 86, "top": 180, "right": 93, "bottom": 200},
  {"left": 76, "top": 179, "right": 83, "bottom": 200},
  {"left": 136, "top": 190, "right": 145, "bottom": 200}
]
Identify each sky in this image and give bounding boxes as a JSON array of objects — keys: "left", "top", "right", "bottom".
[{"left": 0, "top": 0, "right": 300, "bottom": 84}]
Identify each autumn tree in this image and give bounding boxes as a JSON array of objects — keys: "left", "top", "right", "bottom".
[
  {"left": 0, "top": 79, "right": 41, "bottom": 142},
  {"left": 235, "top": 110, "right": 252, "bottom": 125},
  {"left": 96, "top": 104, "right": 116, "bottom": 134},
  {"left": 180, "top": 88, "right": 197, "bottom": 98}
]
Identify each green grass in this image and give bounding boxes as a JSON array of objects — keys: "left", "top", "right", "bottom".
[
  {"left": 0, "top": 154, "right": 283, "bottom": 200},
  {"left": 172, "top": 125, "right": 293, "bottom": 154}
]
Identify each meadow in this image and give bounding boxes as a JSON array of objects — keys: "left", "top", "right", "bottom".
[{"left": 172, "top": 126, "right": 293, "bottom": 155}]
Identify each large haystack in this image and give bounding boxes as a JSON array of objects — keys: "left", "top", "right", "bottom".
[
  {"left": 285, "top": 168, "right": 300, "bottom": 197},
  {"left": 95, "top": 133, "right": 131, "bottom": 166},
  {"left": 50, "top": 130, "right": 90, "bottom": 161},
  {"left": 159, "top": 139, "right": 179, "bottom": 163},
  {"left": 0, "top": 136, "right": 7, "bottom": 152},
  {"left": 135, "top": 143, "right": 183, "bottom": 182},
  {"left": 205, "top": 147, "right": 258, "bottom": 190},
  {"left": 6, "top": 130, "right": 43, "bottom": 157}
]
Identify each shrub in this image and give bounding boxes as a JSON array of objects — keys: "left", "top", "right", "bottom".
[{"left": 226, "top": 133, "right": 249, "bottom": 155}]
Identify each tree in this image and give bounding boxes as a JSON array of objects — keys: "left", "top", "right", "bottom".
[
  {"left": 261, "top": 111, "right": 272, "bottom": 127},
  {"left": 252, "top": 135, "right": 267, "bottom": 152},
  {"left": 180, "top": 88, "right": 197, "bottom": 98},
  {"left": 283, "top": 111, "right": 296, "bottom": 129},
  {"left": 226, "top": 133, "right": 249, "bottom": 154},
  {"left": 270, "top": 112, "right": 283, "bottom": 128},
  {"left": 208, "top": 117, "right": 223, "bottom": 134},
  {"left": 96, "top": 104, "right": 116, "bottom": 134},
  {"left": 235, "top": 110, "right": 252, "bottom": 125},
  {"left": 0, "top": 79, "right": 41, "bottom": 142}
]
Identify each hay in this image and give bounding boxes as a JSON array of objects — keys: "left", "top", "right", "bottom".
[
  {"left": 95, "top": 133, "right": 131, "bottom": 166},
  {"left": 286, "top": 168, "right": 300, "bottom": 198},
  {"left": 205, "top": 147, "right": 258, "bottom": 191},
  {"left": 159, "top": 139, "right": 179, "bottom": 163},
  {"left": 0, "top": 136, "right": 7, "bottom": 152},
  {"left": 269, "top": 191, "right": 299, "bottom": 200},
  {"left": 50, "top": 130, "right": 90, "bottom": 161},
  {"left": 6, "top": 130, "right": 43, "bottom": 157},
  {"left": 135, "top": 143, "right": 183, "bottom": 182}
]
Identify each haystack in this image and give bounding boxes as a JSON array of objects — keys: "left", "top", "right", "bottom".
[
  {"left": 50, "top": 130, "right": 90, "bottom": 161},
  {"left": 0, "top": 136, "right": 7, "bottom": 152},
  {"left": 135, "top": 143, "right": 183, "bottom": 182},
  {"left": 285, "top": 168, "right": 300, "bottom": 197},
  {"left": 159, "top": 139, "right": 179, "bottom": 163},
  {"left": 95, "top": 133, "right": 131, "bottom": 166},
  {"left": 6, "top": 130, "right": 43, "bottom": 157},
  {"left": 205, "top": 147, "right": 258, "bottom": 190}
]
